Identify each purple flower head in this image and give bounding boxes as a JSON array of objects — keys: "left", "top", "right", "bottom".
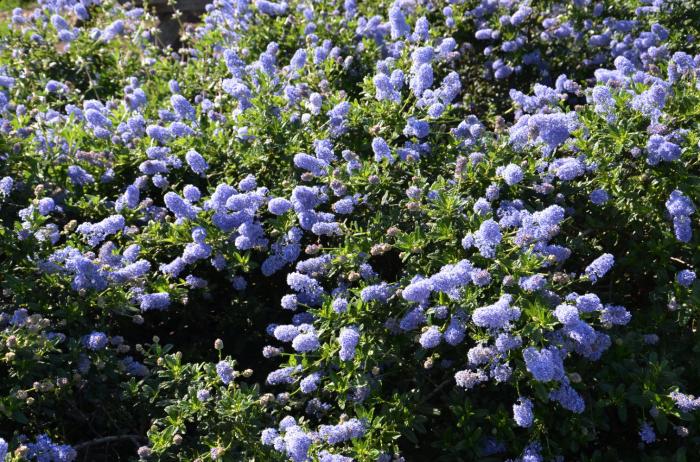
[
  {"left": 647, "top": 135, "right": 681, "bottom": 165},
  {"left": 256, "top": 0, "right": 288, "bottom": 16},
  {"left": 554, "top": 304, "right": 579, "bottom": 325},
  {"left": 474, "top": 219, "right": 502, "bottom": 258},
  {"left": 269, "top": 197, "right": 293, "bottom": 215},
  {"left": 599, "top": 304, "right": 631, "bottom": 325},
  {"left": 38, "top": 197, "right": 56, "bottom": 215},
  {"left": 84, "top": 331, "right": 108, "bottom": 350},
  {"left": 585, "top": 253, "right": 614, "bottom": 283},
  {"left": 666, "top": 190, "right": 695, "bottom": 218},
  {"left": 299, "top": 372, "right": 321, "bottom": 394},
  {"left": 403, "top": 117, "right": 430, "bottom": 139},
  {"left": 360, "top": 282, "right": 393, "bottom": 304},
  {"left": 549, "top": 384, "right": 585, "bottom": 413},
  {"left": 419, "top": 326, "right": 441, "bottom": 349},
  {"left": 500, "top": 164, "right": 523, "bottom": 185},
  {"left": 332, "top": 297, "right": 348, "bottom": 313},
  {"left": 676, "top": 269, "right": 696, "bottom": 287},
  {"left": 670, "top": 391, "right": 700, "bottom": 412},
  {"left": 292, "top": 332, "right": 320, "bottom": 352},
  {"left": 338, "top": 326, "right": 360, "bottom": 361},
  {"left": 549, "top": 157, "right": 585, "bottom": 181},
  {"left": 216, "top": 360, "right": 235, "bottom": 384},
  {"left": 513, "top": 397, "right": 534, "bottom": 427},
  {"left": 140, "top": 292, "right": 171, "bottom": 311},
  {"left": 410, "top": 64, "right": 433, "bottom": 98},
  {"left": 171, "top": 94, "right": 196, "bottom": 121},
  {"left": 164, "top": 192, "right": 200, "bottom": 220},
  {"left": 372, "top": 137, "right": 394, "bottom": 164},
  {"left": 590, "top": 188, "right": 609, "bottom": 205},
  {"left": 472, "top": 294, "right": 520, "bottom": 330},
  {"left": 454, "top": 369, "right": 487, "bottom": 389},
  {"left": 639, "top": 422, "right": 656, "bottom": 444},
  {"left": 185, "top": 150, "right": 208, "bottom": 175},
  {"left": 522, "top": 346, "right": 564, "bottom": 382},
  {"left": 374, "top": 74, "right": 401, "bottom": 102}
]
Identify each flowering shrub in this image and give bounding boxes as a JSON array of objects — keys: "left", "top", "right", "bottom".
[{"left": 0, "top": 0, "right": 699, "bottom": 460}]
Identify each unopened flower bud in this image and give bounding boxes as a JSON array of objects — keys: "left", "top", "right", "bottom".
[{"left": 137, "top": 446, "right": 152, "bottom": 459}]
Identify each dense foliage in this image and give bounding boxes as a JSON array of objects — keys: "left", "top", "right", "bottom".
[{"left": 0, "top": 0, "right": 700, "bottom": 460}]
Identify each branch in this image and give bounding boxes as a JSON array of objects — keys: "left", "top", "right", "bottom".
[
  {"left": 74, "top": 435, "right": 143, "bottom": 450},
  {"left": 420, "top": 379, "right": 452, "bottom": 405}
]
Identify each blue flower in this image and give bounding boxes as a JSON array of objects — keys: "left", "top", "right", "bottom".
[
  {"left": 374, "top": 74, "right": 401, "bottom": 102},
  {"left": 549, "top": 157, "right": 585, "bottom": 181},
  {"left": 666, "top": 190, "right": 695, "bottom": 217},
  {"left": 676, "top": 269, "right": 696, "bottom": 287},
  {"left": 647, "top": 134, "right": 681, "bottom": 165},
  {"left": 146, "top": 124, "right": 172, "bottom": 143},
  {"left": 318, "top": 418, "right": 366, "bottom": 444},
  {"left": 268, "top": 197, "right": 292, "bottom": 215},
  {"left": 403, "top": 117, "right": 430, "bottom": 139},
  {"left": 500, "top": 164, "right": 523, "bottom": 186},
  {"left": 599, "top": 304, "right": 631, "bottom": 325},
  {"left": 639, "top": 422, "right": 656, "bottom": 444},
  {"left": 76, "top": 215, "right": 125, "bottom": 246},
  {"left": 522, "top": 346, "right": 564, "bottom": 382},
  {"left": 266, "top": 366, "right": 297, "bottom": 385},
  {"left": 590, "top": 188, "right": 609, "bottom": 205},
  {"left": 389, "top": 5, "right": 410, "bottom": 39},
  {"left": 372, "top": 137, "right": 394, "bottom": 164},
  {"left": 164, "top": 192, "right": 200, "bottom": 220},
  {"left": 67, "top": 165, "right": 95, "bottom": 186},
  {"left": 332, "top": 297, "right": 348, "bottom": 313},
  {"left": 338, "top": 326, "right": 360, "bottom": 360},
  {"left": 140, "top": 292, "right": 171, "bottom": 311},
  {"left": 171, "top": 94, "right": 196, "bottom": 121},
  {"left": 255, "top": 0, "right": 288, "bottom": 16},
  {"left": 409, "top": 64, "right": 433, "bottom": 98},
  {"left": 474, "top": 219, "right": 502, "bottom": 258},
  {"left": 216, "top": 360, "right": 235, "bottom": 384},
  {"left": 300, "top": 372, "right": 321, "bottom": 394},
  {"left": 549, "top": 384, "right": 585, "bottom": 413},
  {"left": 185, "top": 149, "right": 209, "bottom": 175},
  {"left": 454, "top": 369, "right": 487, "bottom": 389},
  {"left": 361, "top": 282, "right": 393, "bottom": 304},
  {"left": 183, "top": 185, "right": 201, "bottom": 202},
  {"left": 292, "top": 331, "right": 320, "bottom": 352},
  {"left": 38, "top": 197, "right": 55, "bottom": 215},
  {"left": 84, "top": 331, "right": 108, "bottom": 350},
  {"left": 554, "top": 304, "right": 579, "bottom": 325},
  {"left": 289, "top": 48, "right": 307, "bottom": 70},
  {"left": 472, "top": 294, "right": 520, "bottom": 330},
  {"left": 294, "top": 153, "right": 328, "bottom": 176},
  {"left": 513, "top": 397, "right": 534, "bottom": 427},
  {"left": 670, "top": 391, "right": 700, "bottom": 412},
  {"left": 0, "top": 176, "right": 13, "bottom": 197},
  {"left": 419, "top": 326, "right": 441, "bottom": 349},
  {"left": 585, "top": 253, "right": 614, "bottom": 283},
  {"left": 631, "top": 83, "right": 667, "bottom": 120}
]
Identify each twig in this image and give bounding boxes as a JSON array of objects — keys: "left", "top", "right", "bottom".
[
  {"left": 74, "top": 435, "right": 143, "bottom": 450},
  {"left": 420, "top": 379, "right": 452, "bottom": 405}
]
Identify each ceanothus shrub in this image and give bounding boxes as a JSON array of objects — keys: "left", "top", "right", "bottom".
[{"left": 0, "top": 0, "right": 698, "bottom": 461}]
